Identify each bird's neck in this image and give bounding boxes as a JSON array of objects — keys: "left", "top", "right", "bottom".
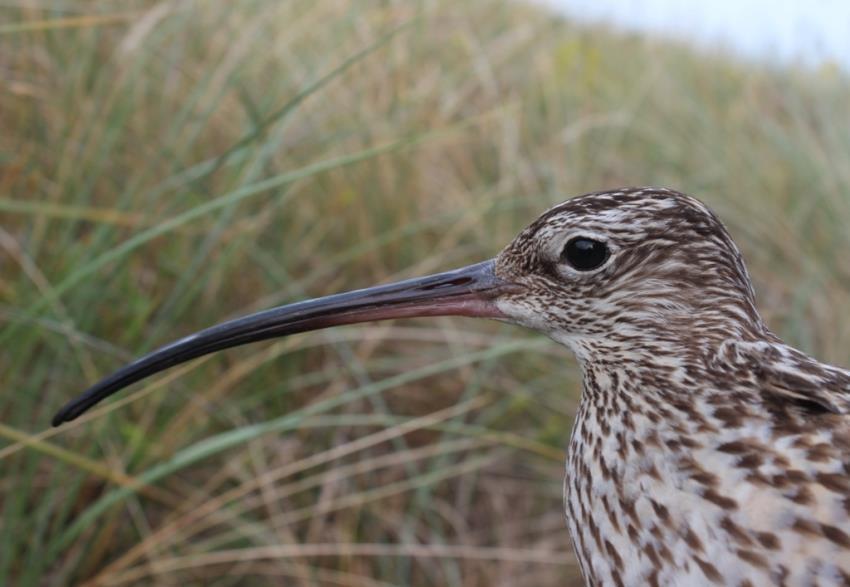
[
  {"left": 562, "top": 335, "right": 850, "bottom": 585},
  {"left": 563, "top": 351, "right": 755, "bottom": 585}
]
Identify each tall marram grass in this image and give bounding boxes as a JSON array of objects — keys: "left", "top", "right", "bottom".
[{"left": 2, "top": 1, "right": 849, "bottom": 585}]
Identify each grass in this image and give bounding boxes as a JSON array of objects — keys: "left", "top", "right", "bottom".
[{"left": 2, "top": 0, "right": 850, "bottom": 585}]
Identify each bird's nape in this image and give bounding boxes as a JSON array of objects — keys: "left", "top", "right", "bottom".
[{"left": 51, "top": 259, "right": 521, "bottom": 426}]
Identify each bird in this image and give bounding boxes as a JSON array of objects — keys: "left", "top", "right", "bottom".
[{"left": 53, "top": 187, "right": 850, "bottom": 586}]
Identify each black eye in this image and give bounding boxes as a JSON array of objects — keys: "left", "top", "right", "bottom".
[{"left": 562, "top": 237, "right": 609, "bottom": 271}]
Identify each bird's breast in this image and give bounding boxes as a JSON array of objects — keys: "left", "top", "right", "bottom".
[{"left": 563, "top": 372, "right": 850, "bottom": 586}]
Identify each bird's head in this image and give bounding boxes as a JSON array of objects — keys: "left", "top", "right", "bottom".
[
  {"left": 492, "top": 187, "right": 767, "bottom": 361},
  {"left": 52, "top": 187, "right": 766, "bottom": 425}
]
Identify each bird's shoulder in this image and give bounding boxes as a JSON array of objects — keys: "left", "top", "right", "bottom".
[{"left": 709, "top": 339, "right": 850, "bottom": 417}]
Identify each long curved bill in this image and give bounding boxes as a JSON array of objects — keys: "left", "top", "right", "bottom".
[{"left": 52, "top": 260, "right": 518, "bottom": 426}]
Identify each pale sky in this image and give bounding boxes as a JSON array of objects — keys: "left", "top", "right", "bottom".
[{"left": 534, "top": 0, "right": 850, "bottom": 69}]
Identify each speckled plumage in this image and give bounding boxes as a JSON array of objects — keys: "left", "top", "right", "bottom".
[{"left": 493, "top": 188, "right": 850, "bottom": 586}]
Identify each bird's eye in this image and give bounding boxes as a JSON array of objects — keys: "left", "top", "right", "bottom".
[{"left": 562, "top": 237, "right": 609, "bottom": 271}]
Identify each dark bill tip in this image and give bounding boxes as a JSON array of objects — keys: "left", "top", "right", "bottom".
[{"left": 52, "top": 259, "right": 519, "bottom": 426}]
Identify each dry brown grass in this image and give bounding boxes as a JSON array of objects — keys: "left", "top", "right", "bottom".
[{"left": 2, "top": 0, "right": 850, "bottom": 585}]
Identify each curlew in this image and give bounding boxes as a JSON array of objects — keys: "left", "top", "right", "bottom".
[{"left": 54, "top": 187, "right": 850, "bottom": 585}]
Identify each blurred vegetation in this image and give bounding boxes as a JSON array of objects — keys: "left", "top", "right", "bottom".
[{"left": 2, "top": 0, "right": 850, "bottom": 585}]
